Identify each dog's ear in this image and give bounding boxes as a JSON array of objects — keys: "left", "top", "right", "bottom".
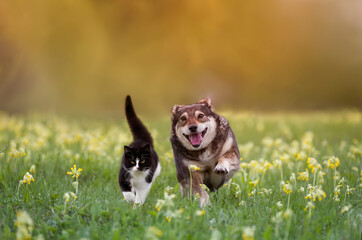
[
  {"left": 171, "top": 105, "right": 184, "bottom": 121},
  {"left": 198, "top": 97, "right": 215, "bottom": 112},
  {"left": 171, "top": 105, "right": 183, "bottom": 115}
]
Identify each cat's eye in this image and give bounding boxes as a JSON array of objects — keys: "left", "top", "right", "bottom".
[
  {"left": 180, "top": 116, "right": 186, "bottom": 121},
  {"left": 131, "top": 161, "right": 135, "bottom": 164},
  {"left": 198, "top": 113, "right": 205, "bottom": 119},
  {"left": 140, "top": 160, "right": 145, "bottom": 164}
]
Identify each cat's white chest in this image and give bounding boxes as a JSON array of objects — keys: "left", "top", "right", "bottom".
[
  {"left": 123, "top": 163, "right": 161, "bottom": 205},
  {"left": 131, "top": 170, "right": 150, "bottom": 190}
]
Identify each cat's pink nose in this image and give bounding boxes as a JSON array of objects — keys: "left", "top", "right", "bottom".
[{"left": 135, "top": 167, "right": 140, "bottom": 171}]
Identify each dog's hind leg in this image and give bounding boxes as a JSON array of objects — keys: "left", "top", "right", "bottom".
[
  {"left": 179, "top": 180, "right": 189, "bottom": 198},
  {"left": 190, "top": 172, "right": 210, "bottom": 207}
]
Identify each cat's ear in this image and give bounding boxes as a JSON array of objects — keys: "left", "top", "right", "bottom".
[
  {"left": 124, "top": 145, "right": 132, "bottom": 153},
  {"left": 142, "top": 144, "right": 151, "bottom": 153},
  {"left": 198, "top": 97, "right": 215, "bottom": 112}
]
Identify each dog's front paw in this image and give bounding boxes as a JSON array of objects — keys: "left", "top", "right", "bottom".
[{"left": 214, "top": 164, "right": 229, "bottom": 175}]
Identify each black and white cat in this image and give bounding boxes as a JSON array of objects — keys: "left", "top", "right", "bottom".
[{"left": 118, "top": 95, "right": 161, "bottom": 206}]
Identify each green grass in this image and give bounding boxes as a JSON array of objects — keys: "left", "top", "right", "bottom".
[{"left": 0, "top": 111, "right": 361, "bottom": 240}]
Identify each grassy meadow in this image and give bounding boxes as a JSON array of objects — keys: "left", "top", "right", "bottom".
[{"left": 0, "top": 111, "right": 361, "bottom": 240}]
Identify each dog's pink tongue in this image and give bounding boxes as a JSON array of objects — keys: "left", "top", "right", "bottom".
[{"left": 190, "top": 133, "right": 202, "bottom": 146}]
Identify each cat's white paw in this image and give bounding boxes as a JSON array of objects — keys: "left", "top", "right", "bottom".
[
  {"left": 133, "top": 202, "right": 142, "bottom": 208},
  {"left": 123, "top": 192, "right": 136, "bottom": 203},
  {"left": 134, "top": 195, "right": 145, "bottom": 206}
]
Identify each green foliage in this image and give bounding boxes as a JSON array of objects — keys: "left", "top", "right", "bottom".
[{"left": 0, "top": 111, "right": 361, "bottom": 239}]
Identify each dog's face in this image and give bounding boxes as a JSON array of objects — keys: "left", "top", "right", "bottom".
[{"left": 172, "top": 98, "right": 217, "bottom": 151}]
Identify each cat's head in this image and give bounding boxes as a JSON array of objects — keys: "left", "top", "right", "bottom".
[{"left": 123, "top": 144, "right": 152, "bottom": 172}]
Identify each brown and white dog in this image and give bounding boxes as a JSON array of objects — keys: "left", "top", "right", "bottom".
[{"left": 170, "top": 98, "right": 240, "bottom": 206}]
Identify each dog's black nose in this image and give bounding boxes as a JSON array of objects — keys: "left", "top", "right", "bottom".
[{"left": 189, "top": 125, "right": 198, "bottom": 133}]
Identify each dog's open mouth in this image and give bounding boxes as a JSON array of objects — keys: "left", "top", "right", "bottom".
[{"left": 183, "top": 128, "right": 208, "bottom": 148}]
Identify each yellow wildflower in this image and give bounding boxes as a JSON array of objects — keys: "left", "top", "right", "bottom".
[
  {"left": 283, "top": 209, "right": 293, "bottom": 219},
  {"left": 280, "top": 153, "right": 290, "bottom": 162},
  {"left": 164, "top": 186, "right": 174, "bottom": 194},
  {"left": 14, "top": 210, "right": 33, "bottom": 240},
  {"left": 295, "top": 151, "right": 307, "bottom": 161},
  {"left": 327, "top": 156, "right": 340, "bottom": 169},
  {"left": 29, "top": 165, "right": 36, "bottom": 174},
  {"left": 346, "top": 185, "right": 355, "bottom": 195},
  {"left": 146, "top": 226, "right": 163, "bottom": 238},
  {"left": 22, "top": 172, "right": 34, "bottom": 185},
  {"left": 64, "top": 192, "right": 77, "bottom": 203},
  {"left": 155, "top": 199, "right": 165, "bottom": 211},
  {"left": 340, "top": 205, "right": 352, "bottom": 214},
  {"left": 240, "top": 163, "right": 249, "bottom": 169},
  {"left": 305, "top": 185, "right": 326, "bottom": 201},
  {"left": 290, "top": 173, "right": 296, "bottom": 184},
  {"left": 9, "top": 148, "right": 26, "bottom": 158},
  {"left": 242, "top": 226, "right": 256, "bottom": 240},
  {"left": 315, "top": 187, "right": 327, "bottom": 201},
  {"left": 200, "top": 184, "right": 210, "bottom": 192},
  {"left": 196, "top": 210, "right": 206, "bottom": 216},
  {"left": 307, "top": 158, "right": 321, "bottom": 173},
  {"left": 304, "top": 201, "right": 315, "bottom": 211},
  {"left": 67, "top": 165, "right": 83, "bottom": 179},
  {"left": 188, "top": 165, "right": 200, "bottom": 171},
  {"left": 283, "top": 182, "right": 292, "bottom": 194},
  {"left": 298, "top": 169, "right": 309, "bottom": 181},
  {"left": 263, "top": 162, "right": 272, "bottom": 171},
  {"left": 271, "top": 211, "right": 283, "bottom": 225},
  {"left": 273, "top": 160, "right": 282, "bottom": 169},
  {"left": 248, "top": 189, "right": 256, "bottom": 197},
  {"left": 318, "top": 171, "right": 326, "bottom": 184},
  {"left": 249, "top": 179, "right": 259, "bottom": 188}
]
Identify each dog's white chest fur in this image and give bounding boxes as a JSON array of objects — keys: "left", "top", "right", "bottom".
[{"left": 198, "top": 149, "right": 215, "bottom": 162}]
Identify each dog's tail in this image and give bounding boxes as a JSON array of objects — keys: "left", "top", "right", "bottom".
[{"left": 125, "top": 95, "right": 153, "bottom": 146}]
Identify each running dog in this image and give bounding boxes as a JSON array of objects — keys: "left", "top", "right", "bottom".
[{"left": 170, "top": 98, "right": 240, "bottom": 206}]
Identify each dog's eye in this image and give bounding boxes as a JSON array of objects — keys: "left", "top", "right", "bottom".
[
  {"left": 198, "top": 114, "right": 205, "bottom": 119},
  {"left": 180, "top": 116, "right": 187, "bottom": 121}
]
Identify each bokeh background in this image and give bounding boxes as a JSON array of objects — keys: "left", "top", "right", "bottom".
[{"left": 0, "top": 0, "right": 361, "bottom": 116}]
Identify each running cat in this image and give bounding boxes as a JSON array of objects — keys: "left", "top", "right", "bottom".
[{"left": 118, "top": 95, "right": 161, "bottom": 206}]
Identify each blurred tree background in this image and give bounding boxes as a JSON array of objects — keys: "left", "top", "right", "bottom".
[{"left": 0, "top": 0, "right": 361, "bottom": 116}]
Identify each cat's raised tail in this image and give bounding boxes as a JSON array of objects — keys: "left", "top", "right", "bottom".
[{"left": 125, "top": 95, "right": 153, "bottom": 146}]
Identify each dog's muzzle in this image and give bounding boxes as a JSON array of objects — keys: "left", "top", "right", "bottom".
[{"left": 183, "top": 127, "right": 208, "bottom": 148}]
